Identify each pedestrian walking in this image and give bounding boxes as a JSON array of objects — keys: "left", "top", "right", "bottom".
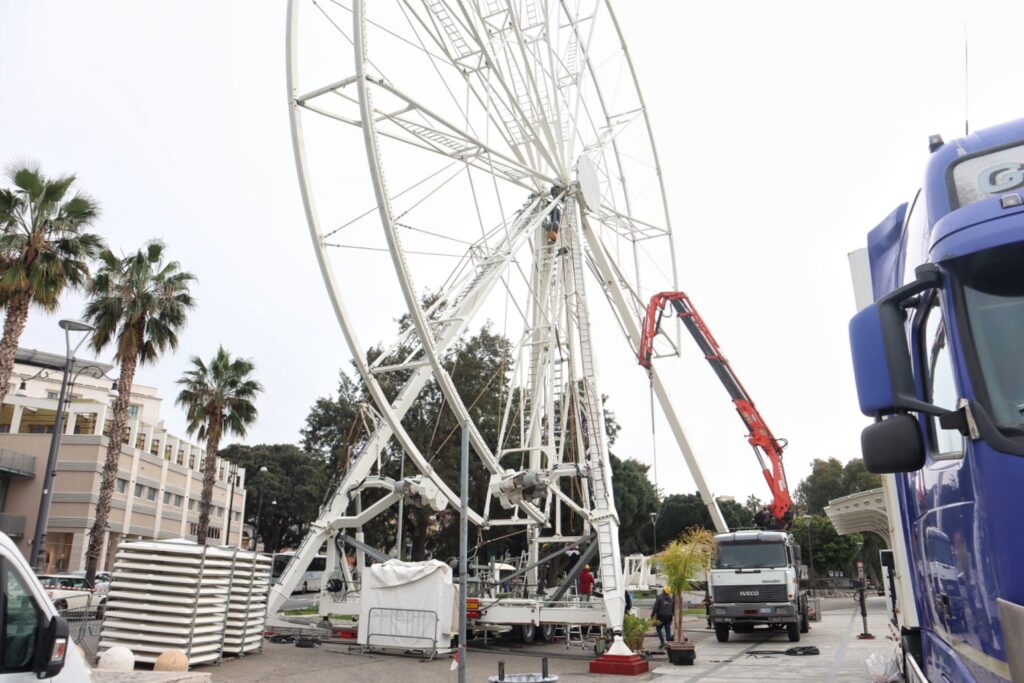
[{"left": 651, "top": 586, "right": 675, "bottom": 646}]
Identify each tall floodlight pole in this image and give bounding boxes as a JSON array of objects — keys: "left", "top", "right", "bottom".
[
  {"left": 458, "top": 423, "right": 468, "bottom": 683},
  {"left": 30, "top": 319, "right": 95, "bottom": 571}
]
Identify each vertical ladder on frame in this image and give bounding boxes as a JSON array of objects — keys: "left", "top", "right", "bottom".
[{"left": 563, "top": 195, "right": 623, "bottom": 628}]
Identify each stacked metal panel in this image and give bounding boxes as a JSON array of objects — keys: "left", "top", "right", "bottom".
[
  {"left": 98, "top": 540, "right": 243, "bottom": 666},
  {"left": 222, "top": 549, "right": 272, "bottom": 655}
]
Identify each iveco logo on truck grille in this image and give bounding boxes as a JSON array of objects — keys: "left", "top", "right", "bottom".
[{"left": 739, "top": 590, "right": 759, "bottom": 597}]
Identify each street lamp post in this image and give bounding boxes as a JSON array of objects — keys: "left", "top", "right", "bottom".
[
  {"left": 225, "top": 462, "right": 238, "bottom": 546},
  {"left": 801, "top": 515, "right": 816, "bottom": 596},
  {"left": 649, "top": 511, "right": 659, "bottom": 553},
  {"left": 253, "top": 466, "right": 269, "bottom": 551},
  {"left": 29, "top": 319, "right": 100, "bottom": 572}
]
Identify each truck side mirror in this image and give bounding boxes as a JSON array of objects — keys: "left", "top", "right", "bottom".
[
  {"left": 33, "top": 615, "right": 69, "bottom": 679},
  {"left": 849, "top": 264, "right": 944, "bottom": 418},
  {"left": 861, "top": 414, "right": 926, "bottom": 473}
]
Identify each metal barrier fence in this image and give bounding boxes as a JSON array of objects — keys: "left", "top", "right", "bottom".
[
  {"left": 59, "top": 593, "right": 106, "bottom": 661},
  {"left": 364, "top": 607, "right": 439, "bottom": 658}
]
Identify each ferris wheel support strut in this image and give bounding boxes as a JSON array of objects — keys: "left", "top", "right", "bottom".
[{"left": 579, "top": 210, "right": 729, "bottom": 534}]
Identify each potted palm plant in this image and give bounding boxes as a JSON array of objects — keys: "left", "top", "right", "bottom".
[
  {"left": 622, "top": 613, "right": 653, "bottom": 653},
  {"left": 659, "top": 528, "right": 715, "bottom": 665}
]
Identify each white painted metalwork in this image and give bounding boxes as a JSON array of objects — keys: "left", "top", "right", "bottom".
[{"left": 279, "top": 0, "right": 729, "bottom": 642}]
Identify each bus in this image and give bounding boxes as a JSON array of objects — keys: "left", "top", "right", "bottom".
[{"left": 271, "top": 552, "right": 326, "bottom": 594}]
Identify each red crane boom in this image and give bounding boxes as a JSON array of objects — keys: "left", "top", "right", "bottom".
[{"left": 638, "top": 291, "right": 793, "bottom": 526}]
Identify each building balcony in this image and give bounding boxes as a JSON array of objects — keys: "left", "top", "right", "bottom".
[
  {"left": 0, "top": 512, "right": 27, "bottom": 539},
  {"left": 0, "top": 448, "right": 36, "bottom": 478}
]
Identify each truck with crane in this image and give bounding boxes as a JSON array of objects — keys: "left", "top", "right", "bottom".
[
  {"left": 638, "top": 291, "right": 806, "bottom": 641},
  {"left": 848, "top": 118, "right": 1024, "bottom": 682}
]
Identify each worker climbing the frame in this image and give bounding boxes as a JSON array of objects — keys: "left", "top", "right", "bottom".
[
  {"left": 578, "top": 564, "right": 595, "bottom": 602},
  {"left": 652, "top": 585, "right": 675, "bottom": 647}
]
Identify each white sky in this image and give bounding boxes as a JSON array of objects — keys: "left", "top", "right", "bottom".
[{"left": 3, "top": 0, "right": 1024, "bottom": 504}]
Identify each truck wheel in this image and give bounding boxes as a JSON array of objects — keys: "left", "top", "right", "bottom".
[
  {"left": 539, "top": 624, "right": 556, "bottom": 642},
  {"left": 787, "top": 622, "right": 800, "bottom": 642},
  {"left": 800, "top": 605, "right": 810, "bottom": 634},
  {"left": 520, "top": 623, "right": 537, "bottom": 644},
  {"left": 714, "top": 624, "right": 730, "bottom": 642}
]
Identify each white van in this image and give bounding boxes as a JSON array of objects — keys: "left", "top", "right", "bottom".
[{"left": 1, "top": 532, "right": 96, "bottom": 681}]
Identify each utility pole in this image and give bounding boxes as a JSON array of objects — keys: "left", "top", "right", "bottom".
[{"left": 458, "top": 423, "right": 468, "bottom": 683}]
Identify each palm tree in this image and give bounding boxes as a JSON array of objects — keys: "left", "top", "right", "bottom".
[
  {"left": 176, "top": 346, "right": 262, "bottom": 545},
  {"left": 82, "top": 242, "right": 195, "bottom": 582},
  {"left": 0, "top": 162, "right": 104, "bottom": 404}
]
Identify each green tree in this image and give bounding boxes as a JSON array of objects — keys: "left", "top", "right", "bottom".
[
  {"left": 0, "top": 162, "right": 104, "bottom": 405},
  {"left": 654, "top": 492, "right": 753, "bottom": 544},
  {"left": 82, "top": 242, "right": 195, "bottom": 583},
  {"left": 609, "top": 454, "right": 659, "bottom": 554},
  {"left": 176, "top": 346, "right": 263, "bottom": 544},
  {"left": 220, "top": 444, "right": 328, "bottom": 552},
  {"left": 795, "top": 457, "right": 883, "bottom": 515},
  {"left": 790, "top": 514, "right": 863, "bottom": 577}
]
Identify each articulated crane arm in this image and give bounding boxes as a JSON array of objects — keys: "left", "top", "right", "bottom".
[{"left": 638, "top": 292, "right": 793, "bottom": 527}]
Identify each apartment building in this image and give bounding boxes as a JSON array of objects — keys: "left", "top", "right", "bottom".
[{"left": 0, "top": 348, "right": 247, "bottom": 572}]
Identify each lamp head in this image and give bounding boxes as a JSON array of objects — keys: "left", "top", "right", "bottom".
[
  {"left": 15, "top": 380, "right": 27, "bottom": 397},
  {"left": 58, "top": 319, "right": 95, "bottom": 333}
]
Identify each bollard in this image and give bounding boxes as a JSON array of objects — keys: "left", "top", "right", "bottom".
[
  {"left": 856, "top": 584, "right": 875, "bottom": 640},
  {"left": 542, "top": 657, "right": 549, "bottom": 677},
  {"left": 498, "top": 660, "right": 505, "bottom": 681}
]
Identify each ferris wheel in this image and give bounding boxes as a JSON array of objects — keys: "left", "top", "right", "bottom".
[{"left": 276, "top": 0, "right": 726, "bottom": 637}]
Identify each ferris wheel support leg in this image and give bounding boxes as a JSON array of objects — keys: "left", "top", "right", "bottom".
[{"left": 578, "top": 212, "right": 729, "bottom": 534}]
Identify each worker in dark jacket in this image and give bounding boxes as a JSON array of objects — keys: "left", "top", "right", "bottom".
[
  {"left": 651, "top": 586, "right": 675, "bottom": 646},
  {"left": 578, "top": 564, "right": 595, "bottom": 601}
]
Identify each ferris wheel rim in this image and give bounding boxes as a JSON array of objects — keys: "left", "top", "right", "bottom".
[{"left": 288, "top": 0, "right": 680, "bottom": 510}]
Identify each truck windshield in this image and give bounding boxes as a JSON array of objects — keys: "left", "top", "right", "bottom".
[
  {"left": 714, "top": 542, "right": 787, "bottom": 569},
  {"left": 953, "top": 241, "right": 1024, "bottom": 431}
]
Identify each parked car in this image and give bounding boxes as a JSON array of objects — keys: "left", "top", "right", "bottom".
[
  {"left": 67, "top": 571, "right": 112, "bottom": 594},
  {"left": 36, "top": 575, "right": 107, "bottom": 617},
  {"left": 1, "top": 531, "right": 97, "bottom": 680}
]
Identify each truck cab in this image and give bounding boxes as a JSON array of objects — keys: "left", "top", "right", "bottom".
[
  {"left": 708, "top": 530, "right": 808, "bottom": 643},
  {"left": 0, "top": 531, "right": 95, "bottom": 681},
  {"left": 849, "top": 118, "right": 1024, "bottom": 682}
]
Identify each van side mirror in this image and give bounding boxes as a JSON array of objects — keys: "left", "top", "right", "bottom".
[
  {"left": 861, "top": 414, "right": 926, "bottom": 473},
  {"left": 848, "top": 264, "right": 945, "bottom": 417},
  {"left": 33, "top": 615, "right": 69, "bottom": 679}
]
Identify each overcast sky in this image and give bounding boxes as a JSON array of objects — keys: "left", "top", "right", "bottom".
[{"left": 3, "top": 0, "right": 1024, "bottom": 505}]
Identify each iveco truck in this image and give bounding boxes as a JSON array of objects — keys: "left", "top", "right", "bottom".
[
  {"left": 849, "top": 118, "right": 1024, "bottom": 682},
  {"left": 708, "top": 530, "right": 809, "bottom": 642}
]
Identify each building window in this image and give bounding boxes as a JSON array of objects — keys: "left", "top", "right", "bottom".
[
  {"left": 0, "top": 424, "right": 9, "bottom": 433},
  {"left": 174, "top": 494, "right": 183, "bottom": 507},
  {"left": 176, "top": 451, "right": 184, "bottom": 466},
  {"left": 127, "top": 404, "right": 140, "bottom": 419},
  {"left": 188, "top": 499, "right": 196, "bottom": 511},
  {"left": 46, "top": 391, "right": 59, "bottom": 400},
  {"left": 188, "top": 454, "right": 195, "bottom": 469},
  {"left": 135, "top": 433, "right": 146, "bottom": 450},
  {"left": 134, "top": 483, "right": 144, "bottom": 498},
  {"left": 150, "top": 439, "right": 160, "bottom": 456},
  {"left": 116, "top": 478, "right": 128, "bottom": 494},
  {"left": 163, "top": 491, "right": 172, "bottom": 505},
  {"left": 28, "top": 424, "right": 54, "bottom": 434},
  {"left": 164, "top": 445, "right": 172, "bottom": 460},
  {"left": 146, "top": 487, "right": 157, "bottom": 502},
  {"left": 188, "top": 523, "right": 221, "bottom": 540}
]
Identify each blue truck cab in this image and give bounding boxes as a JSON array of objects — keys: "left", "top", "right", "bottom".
[{"left": 849, "top": 118, "right": 1024, "bottom": 683}]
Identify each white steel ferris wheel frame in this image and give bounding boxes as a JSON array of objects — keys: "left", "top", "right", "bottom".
[{"left": 273, "top": 0, "right": 729, "bottom": 636}]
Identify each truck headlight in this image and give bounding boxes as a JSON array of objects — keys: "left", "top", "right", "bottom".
[
  {"left": 776, "top": 607, "right": 788, "bottom": 613},
  {"left": 715, "top": 607, "right": 726, "bottom": 615}
]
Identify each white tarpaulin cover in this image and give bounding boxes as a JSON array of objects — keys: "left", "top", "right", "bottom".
[{"left": 358, "top": 559, "right": 457, "bottom": 651}]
